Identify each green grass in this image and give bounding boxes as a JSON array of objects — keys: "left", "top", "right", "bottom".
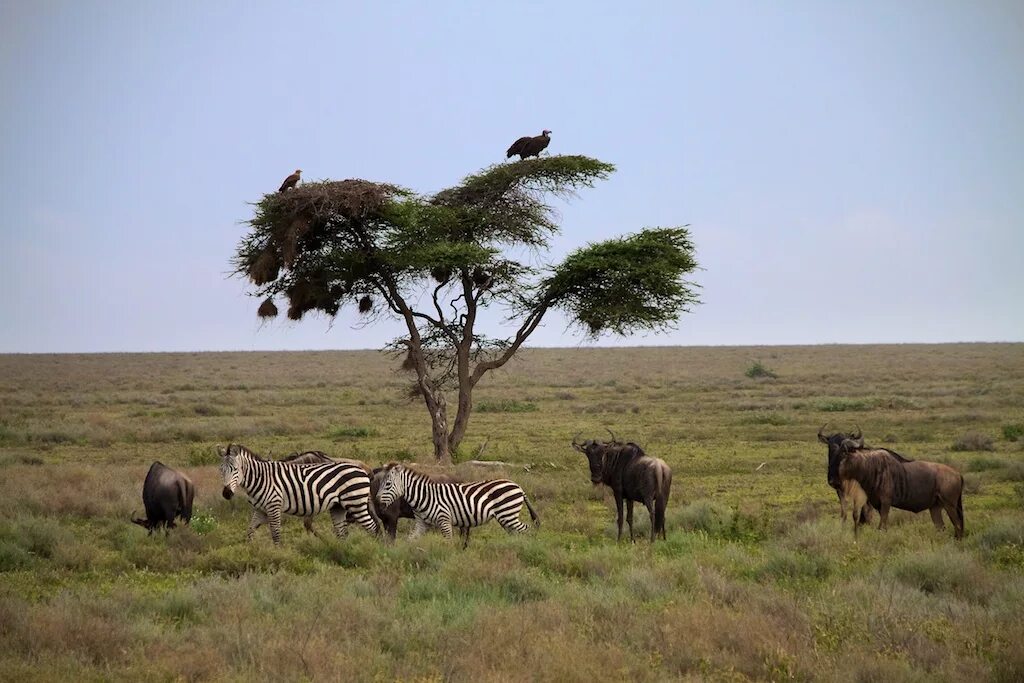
[{"left": 0, "top": 343, "right": 1023, "bottom": 680}]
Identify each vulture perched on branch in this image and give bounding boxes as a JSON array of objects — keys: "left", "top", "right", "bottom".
[
  {"left": 278, "top": 169, "right": 302, "bottom": 192},
  {"left": 506, "top": 130, "right": 551, "bottom": 160}
]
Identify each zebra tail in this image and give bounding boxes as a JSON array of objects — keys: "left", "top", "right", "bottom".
[{"left": 524, "top": 496, "right": 540, "bottom": 529}]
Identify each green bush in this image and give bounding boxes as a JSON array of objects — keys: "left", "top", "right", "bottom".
[
  {"left": 189, "top": 512, "right": 217, "bottom": 535},
  {"left": 1002, "top": 423, "right": 1024, "bottom": 442},
  {"left": 744, "top": 361, "right": 777, "bottom": 379},
  {"left": 186, "top": 446, "right": 219, "bottom": 467},
  {"left": 476, "top": 400, "right": 538, "bottom": 413},
  {"left": 327, "top": 425, "right": 379, "bottom": 439},
  {"left": 677, "top": 500, "right": 735, "bottom": 536}
]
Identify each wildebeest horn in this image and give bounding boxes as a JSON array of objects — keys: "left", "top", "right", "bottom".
[
  {"left": 571, "top": 432, "right": 584, "bottom": 451},
  {"left": 130, "top": 511, "right": 146, "bottom": 526},
  {"left": 851, "top": 424, "right": 862, "bottom": 441},
  {"left": 605, "top": 427, "right": 619, "bottom": 443},
  {"left": 817, "top": 424, "right": 830, "bottom": 444}
]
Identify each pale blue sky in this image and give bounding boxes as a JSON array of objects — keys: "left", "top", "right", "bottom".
[{"left": 1, "top": 1, "right": 1022, "bottom": 353}]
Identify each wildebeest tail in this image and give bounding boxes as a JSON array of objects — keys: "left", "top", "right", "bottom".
[
  {"left": 957, "top": 474, "right": 965, "bottom": 531},
  {"left": 524, "top": 496, "right": 540, "bottom": 529},
  {"left": 178, "top": 479, "right": 194, "bottom": 524},
  {"left": 655, "top": 465, "right": 670, "bottom": 536}
]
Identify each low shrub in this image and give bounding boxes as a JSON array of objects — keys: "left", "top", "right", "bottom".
[
  {"left": 1002, "top": 423, "right": 1024, "bottom": 442},
  {"left": 677, "top": 500, "right": 736, "bottom": 536},
  {"left": 476, "top": 400, "right": 538, "bottom": 413},
  {"left": 327, "top": 425, "right": 379, "bottom": 439},
  {"left": 744, "top": 361, "right": 777, "bottom": 379},
  {"left": 951, "top": 432, "right": 995, "bottom": 452}
]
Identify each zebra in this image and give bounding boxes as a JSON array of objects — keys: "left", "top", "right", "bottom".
[
  {"left": 218, "top": 443, "right": 378, "bottom": 544},
  {"left": 376, "top": 463, "right": 539, "bottom": 547}
]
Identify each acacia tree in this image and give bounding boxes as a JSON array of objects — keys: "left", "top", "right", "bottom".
[{"left": 235, "top": 156, "right": 699, "bottom": 463}]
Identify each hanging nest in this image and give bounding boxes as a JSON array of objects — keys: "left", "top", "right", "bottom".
[
  {"left": 281, "top": 216, "right": 311, "bottom": 269},
  {"left": 249, "top": 251, "right": 280, "bottom": 286},
  {"left": 430, "top": 266, "right": 452, "bottom": 284},
  {"left": 257, "top": 298, "right": 278, "bottom": 319},
  {"left": 401, "top": 348, "right": 416, "bottom": 371},
  {"left": 358, "top": 295, "right": 373, "bottom": 314},
  {"left": 406, "top": 382, "right": 424, "bottom": 400},
  {"left": 287, "top": 282, "right": 317, "bottom": 320},
  {"left": 472, "top": 266, "right": 493, "bottom": 289}
]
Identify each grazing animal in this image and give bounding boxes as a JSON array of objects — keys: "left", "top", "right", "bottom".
[
  {"left": 376, "top": 463, "right": 539, "bottom": 548},
  {"left": 132, "top": 461, "right": 195, "bottom": 535},
  {"left": 279, "top": 451, "right": 384, "bottom": 538},
  {"left": 834, "top": 437, "right": 965, "bottom": 539},
  {"left": 370, "top": 466, "right": 460, "bottom": 540},
  {"left": 278, "top": 169, "right": 302, "bottom": 192},
  {"left": 506, "top": 130, "right": 552, "bottom": 160},
  {"left": 219, "top": 444, "right": 378, "bottom": 544},
  {"left": 571, "top": 433, "right": 672, "bottom": 542},
  {"left": 818, "top": 425, "right": 873, "bottom": 524}
]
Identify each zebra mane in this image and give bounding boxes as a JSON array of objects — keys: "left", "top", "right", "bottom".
[{"left": 229, "top": 443, "right": 267, "bottom": 462}]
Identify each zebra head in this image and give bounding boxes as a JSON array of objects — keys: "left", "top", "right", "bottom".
[
  {"left": 218, "top": 444, "right": 244, "bottom": 500},
  {"left": 376, "top": 464, "right": 406, "bottom": 508}
]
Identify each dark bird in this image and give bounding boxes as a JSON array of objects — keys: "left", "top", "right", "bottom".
[
  {"left": 506, "top": 130, "right": 551, "bottom": 160},
  {"left": 278, "top": 169, "right": 302, "bottom": 192}
]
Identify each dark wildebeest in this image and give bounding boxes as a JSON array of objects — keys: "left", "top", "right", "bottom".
[
  {"left": 132, "top": 461, "right": 195, "bottom": 535},
  {"left": 370, "top": 466, "right": 461, "bottom": 540},
  {"left": 833, "top": 435, "right": 965, "bottom": 539},
  {"left": 278, "top": 451, "right": 383, "bottom": 538},
  {"left": 571, "top": 433, "right": 672, "bottom": 542},
  {"left": 818, "top": 425, "right": 873, "bottom": 524}
]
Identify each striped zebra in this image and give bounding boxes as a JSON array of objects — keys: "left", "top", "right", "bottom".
[
  {"left": 218, "top": 443, "right": 378, "bottom": 544},
  {"left": 376, "top": 463, "right": 539, "bottom": 547}
]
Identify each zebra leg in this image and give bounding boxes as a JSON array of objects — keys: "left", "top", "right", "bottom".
[
  {"left": 409, "top": 517, "right": 429, "bottom": 540},
  {"left": 267, "top": 507, "right": 283, "bottom": 545},
  {"left": 350, "top": 504, "right": 379, "bottom": 537},
  {"left": 329, "top": 507, "right": 350, "bottom": 539},
  {"left": 437, "top": 516, "right": 454, "bottom": 540},
  {"left": 496, "top": 508, "right": 529, "bottom": 535},
  {"left": 460, "top": 527, "right": 471, "bottom": 549},
  {"left": 246, "top": 509, "right": 268, "bottom": 542}
]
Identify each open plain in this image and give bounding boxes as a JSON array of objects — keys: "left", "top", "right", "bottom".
[{"left": 1, "top": 344, "right": 1022, "bottom": 681}]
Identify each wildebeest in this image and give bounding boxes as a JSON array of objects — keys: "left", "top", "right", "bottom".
[
  {"left": 506, "top": 130, "right": 552, "bottom": 160},
  {"left": 818, "top": 425, "right": 873, "bottom": 524},
  {"left": 370, "top": 466, "right": 461, "bottom": 540},
  {"left": 131, "top": 461, "right": 195, "bottom": 535},
  {"left": 833, "top": 436, "right": 965, "bottom": 539},
  {"left": 571, "top": 433, "right": 672, "bottom": 542}
]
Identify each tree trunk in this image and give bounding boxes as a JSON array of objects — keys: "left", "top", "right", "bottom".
[
  {"left": 426, "top": 390, "right": 452, "bottom": 464},
  {"left": 447, "top": 386, "right": 472, "bottom": 456}
]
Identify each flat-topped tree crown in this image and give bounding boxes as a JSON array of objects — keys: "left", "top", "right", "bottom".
[{"left": 234, "top": 155, "right": 699, "bottom": 462}]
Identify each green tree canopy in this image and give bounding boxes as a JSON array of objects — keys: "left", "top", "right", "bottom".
[{"left": 234, "top": 155, "right": 699, "bottom": 462}]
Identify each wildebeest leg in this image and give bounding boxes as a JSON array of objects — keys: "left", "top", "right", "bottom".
[
  {"left": 645, "top": 497, "right": 657, "bottom": 543},
  {"left": 836, "top": 489, "right": 847, "bottom": 521},
  {"left": 302, "top": 517, "right": 322, "bottom": 538},
  {"left": 329, "top": 506, "right": 349, "bottom": 539},
  {"left": 929, "top": 505, "right": 945, "bottom": 531},
  {"left": 246, "top": 509, "right": 268, "bottom": 542},
  {"left": 625, "top": 499, "right": 635, "bottom": 542},
  {"left": 942, "top": 499, "right": 963, "bottom": 540},
  {"left": 614, "top": 491, "right": 625, "bottom": 542},
  {"left": 877, "top": 502, "right": 891, "bottom": 532},
  {"left": 409, "top": 517, "right": 429, "bottom": 540}
]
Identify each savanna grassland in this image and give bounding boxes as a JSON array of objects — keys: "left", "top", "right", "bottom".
[{"left": 1, "top": 344, "right": 1023, "bottom": 682}]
